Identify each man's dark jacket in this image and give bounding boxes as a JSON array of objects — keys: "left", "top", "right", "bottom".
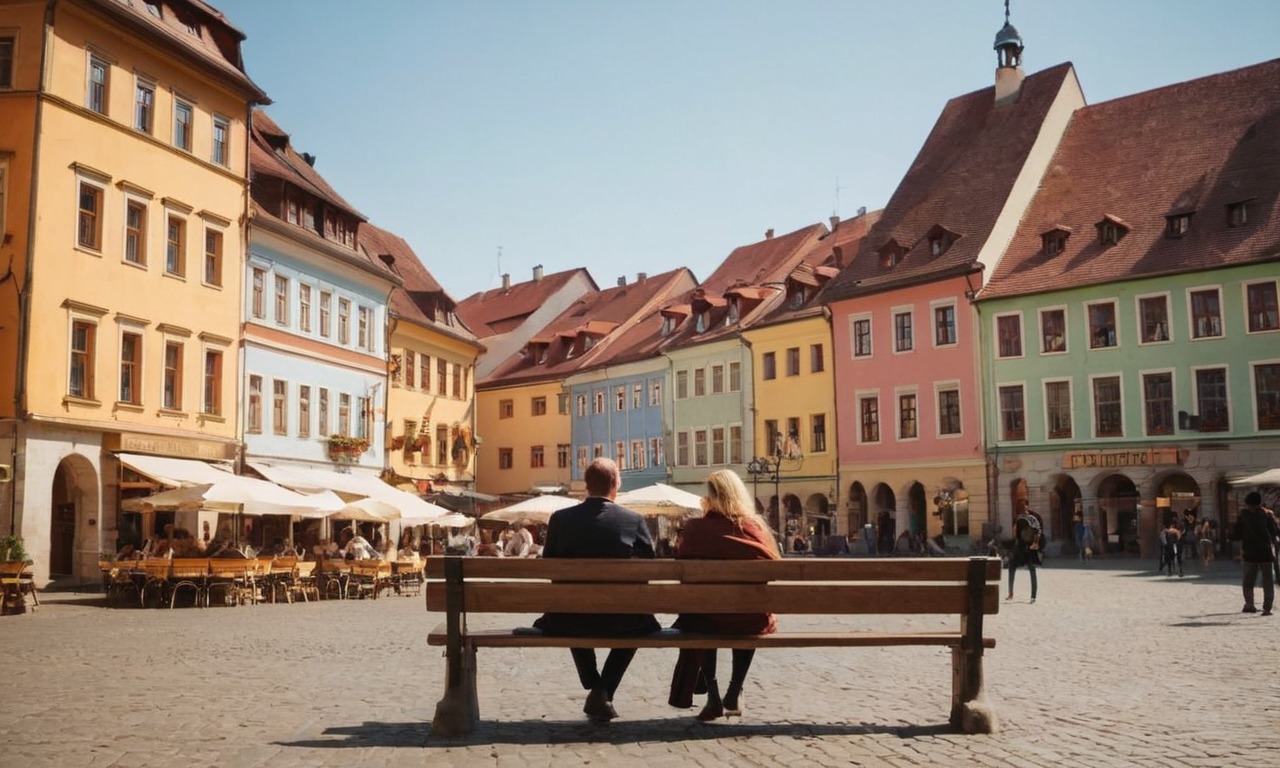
[{"left": 532, "top": 497, "right": 660, "bottom": 636}]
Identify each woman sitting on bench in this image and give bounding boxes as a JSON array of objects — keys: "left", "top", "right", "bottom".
[{"left": 668, "top": 469, "right": 781, "bottom": 721}]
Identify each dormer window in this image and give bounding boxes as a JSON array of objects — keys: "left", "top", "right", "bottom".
[
  {"left": 1041, "top": 226, "right": 1071, "bottom": 255},
  {"left": 582, "top": 334, "right": 596, "bottom": 351},
  {"left": 789, "top": 285, "right": 806, "bottom": 309},
  {"left": 695, "top": 311, "right": 708, "bottom": 333},
  {"left": 925, "top": 225, "right": 959, "bottom": 259},
  {"left": 1095, "top": 215, "right": 1130, "bottom": 246},
  {"left": 145, "top": 2, "right": 162, "bottom": 18},
  {"left": 1165, "top": 213, "right": 1193, "bottom": 238},
  {"left": 879, "top": 240, "right": 904, "bottom": 268},
  {"left": 930, "top": 238, "right": 943, "bottom": 256},
  {"left": 1227, "top": 201, "right": 1250, "bottom": 228},
  {"left": 727, "top": 298, "right": 740, "bottom": 325},
  {"left": 660, "top": 316, "right": 674, "bottom": 336}
]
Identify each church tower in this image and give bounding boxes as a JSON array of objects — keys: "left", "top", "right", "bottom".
[{"left": 994, "top": 0, "right": 1026, "bottom": 106}]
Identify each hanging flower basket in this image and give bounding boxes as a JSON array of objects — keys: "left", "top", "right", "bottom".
[
  {"left": 328, "top": 435, "right": 370, "bottom": 461},
  {"left": 391, "top": 436, "right": 406, "bottom": 451}
]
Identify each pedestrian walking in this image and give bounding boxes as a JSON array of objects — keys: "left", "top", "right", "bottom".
[
  {"left": 1162, "top": 520, "right": 1183, "bottom": 577},
  {"left": 1007, "top": 508, "right": 1042, "bottom": 603},
  {"left": 1080, "top": 522, "right": 1096, "bottom": 566},
  {"left": 1229, "top": 491, "right": 1277, "bottom": 616}
]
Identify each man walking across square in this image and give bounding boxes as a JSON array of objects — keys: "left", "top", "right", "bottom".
[
  {"left": 1230, "top": 491, "right": 1278, "bottom": 616},
  {"left": 533, "top": 458, "right": 660, "bottom": 722}
]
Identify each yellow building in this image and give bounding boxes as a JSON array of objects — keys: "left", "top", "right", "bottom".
[
  {"left": 0, "top": 0, "right": 265, "bottom": 585},
  {"left": 476, "top": 380, "right": 571, "bottom": 497},
  {"left": 362, "top": 223, "right": 484, "bottom": 495}
]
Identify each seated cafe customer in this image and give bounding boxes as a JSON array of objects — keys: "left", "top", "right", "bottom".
[{"left": 533, "top": 458, "right": 660, "bottom": 724}]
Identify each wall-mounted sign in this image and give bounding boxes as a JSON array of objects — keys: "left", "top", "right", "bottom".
[{"left": 1063, "top": 448, "right": 1181, "bottom": 470}]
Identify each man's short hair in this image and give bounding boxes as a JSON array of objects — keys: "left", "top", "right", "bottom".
[
  {"left": 584, "top": 457, "right": 620, "bottom": 497},
  {"left": 1245, "top": 491, "right": 1263, "bottom": 506}
]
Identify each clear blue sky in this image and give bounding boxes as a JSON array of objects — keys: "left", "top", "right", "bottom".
[{"left": 214, "top": 0, "right": 1280, "bottom": 301}]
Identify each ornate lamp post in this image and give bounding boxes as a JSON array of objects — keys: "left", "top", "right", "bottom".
[{"left": 746, "top": 454, "right": 783, "bottom": 551}]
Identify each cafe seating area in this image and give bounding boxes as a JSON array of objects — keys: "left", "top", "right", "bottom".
[
  {"left": 98, "top": 555, "right": 424, "bottom": 609},
  {"left": 0, "top": 560, "right": 39, "bottom": 615}
]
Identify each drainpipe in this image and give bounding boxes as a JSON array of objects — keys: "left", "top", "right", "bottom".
[
  {"left": 659, "top": 352, "right": 676, "bottom": 484},
  {"left": 971, "top": 283, "right": 1000, "bottom": 542}
]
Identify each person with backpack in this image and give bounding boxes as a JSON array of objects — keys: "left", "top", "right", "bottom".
[
  {"left": 1007, "top": 507, "right": 1042, "bottom": 603},
  {"left": 1230, "top": 491, "right": 1278, "bottom": 615}
]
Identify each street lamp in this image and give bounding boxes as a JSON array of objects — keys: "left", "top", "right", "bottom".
[{"left": 746, "top": 454, "right": 783, "bottom": 550}]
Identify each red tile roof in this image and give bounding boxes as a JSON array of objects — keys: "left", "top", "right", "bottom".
[
  {"left": 251, "top": 109, "right": 364, "bottom": 219},
  {"left": 982, "top": 57, "right": 1280, "bottom": 299},
  {"left": 822, "top": 63, "right": 1077, "bottom": 303},
  {"left": 480, "top": 268, "right": 694, "bottom": 386},
  {"left": 757, "top": 210, "right": 882, "bottom": 327},
  {"left": 455, "top": 268, "right": 598, "bottom": 339}
]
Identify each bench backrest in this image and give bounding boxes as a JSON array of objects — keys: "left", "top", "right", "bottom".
[{"left": 425, "top": 557, "right": 1000, "bottom": 616}]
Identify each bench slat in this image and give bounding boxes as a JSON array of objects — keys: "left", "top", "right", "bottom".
[
  {"left": 425, "top": 625, "right": 997, "bottom": 650},
  {"left": 425, "top": 581, "right": 999, "bottom": 615},
  {"left": 425, "top": 556, "right": 1000, "bottom": 582}
]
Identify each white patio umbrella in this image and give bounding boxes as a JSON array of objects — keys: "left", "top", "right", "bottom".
[
  {"left": 426, "top": 513, "right": 476, "bottom": 528},
  {"left": 124, "top": 477, "right": 329, "bottom": 516},
  {"left": 615, "top": 483, "right": 705, "bottom": 518},
  {"left": 482, "top": 494, "right": 578, "bottom": 526},
  {"left": 330, "top": 497, "right": 401, "bottom": 522}
]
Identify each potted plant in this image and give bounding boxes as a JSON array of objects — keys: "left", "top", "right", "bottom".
[
  {"left": 0, "top": 535, "right": 28, "bottom": 563},
  {"left": 327, "top": 435, "right": 371, "bottom": 460}
]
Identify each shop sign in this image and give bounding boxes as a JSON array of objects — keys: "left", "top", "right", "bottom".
[
  {"left": 1063, "top": 448, "right": 1180, "bottom": 470},
  {"left": 105, "top": 432, "right": 236, "bottom": 460}
]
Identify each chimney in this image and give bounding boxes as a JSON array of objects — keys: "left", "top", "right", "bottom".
[
  {"left": 829, "top": 215, "right": 840, "bottom": 232},
  {"left": 857, "top": 205, "right": 867, "bottom": 217},
  {"left": 637, "top": 272, "right": 647, "bottom": 283},
  {"left": 501, "top": 273, "right": 511, "bottom": 291},
  {"left": 532, "top": 264, "right": 544, "bottom": 281},
  {"left": 301, "top": 152, "right": 316, "bottom": 167},
  {"left": 617, "top": 276, "right": 626, "bottom": 287},
  {"left": 832, "top": 245, "right": 845, "bottom": 269},
  {"left": 764, "top": 228, "right": 774, "bottom": 239}
]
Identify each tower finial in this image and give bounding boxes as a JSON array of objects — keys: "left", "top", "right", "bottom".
[{"left": 1005, "top": 0, "right": 1010, "bottom": 24}]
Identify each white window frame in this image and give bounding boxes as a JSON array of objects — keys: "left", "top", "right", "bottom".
[
  {"left": 86, "top": 50, "right": 110, "bottom": 115},
  {"left": 1135, "top": 291, "right": 1173, "bottom": 345},
  {"left": 993, "top": 311, "right": 1024, "bottom": 359},
  {"left": 856, "top": 389, "right": 881, "bottom": 445},
  {"left": 120, "top": 187, "right": 152, "bottom": 268},
  {"left": 173, "top": 95, "right": 194, "bottom": 152},
  {"left": 161, "top": 200, "right": 190, "bottom": 278},
  {"left": 996, "top": 381, "right": 1027, "bottom": 442},
  {"left": 133, "top": 74, "right": 155, "bottom": 133},
  {"left": 1085, "top": 298, "right": 1120, "bottom": 350},
  {"left": 895, "top": 385, "right": 919, "bottom": 442},
  {"left": 1088, "top": 372, "right": 1125, "bottom": 439},
  {"left": 930, "top": 299, "right": 958, "bottom": 349},
  {"left": 1139, "top": 367, "right": 1177, "bottom": 437},
  {"left": 211, "top": 114, "right": 230, "bottom": 167},
  {"left": 934, "top": 379, "right": 962, "bottom": 438},
  {"left": 891, "top": 305, "right": 914, "bottom": 354},
  {"left": 200, "top": 218, "right": 225, "bottom": 288},
  {"left": 158, "top": 327, "right": 188, "bottom": 413},
  {"left": 1186, "top": 285, "right": 1224, "bottom": 340},
  {"left": 66, "top": 304, "right": 106, "bottom": 402},
  {"left": 200, "top": 340, "right": 227, "bottom": 417},
  {"left": 1191, "top": 364, "right": 1232, "bottom": 433},
  {"left": 1043, "top": 377, "right": 1074, "bottom": 440},
  {"left": 850, "top": 313, "right": 873, "bottom": 358},
  {"left": 75, "top": 169, "right": 109, "bottom": 254},
  {"left": 115, "top": 317, "right": 147, "bottom": 407},
  {"left": 1242, "top": 279, "right": 1280, "bottom": 335},
  {"left": 298, "top": 284, "right": 312, "bottom": 333},
  {"left": 1250, "top": 358, "right": 1280, "bottom": 432},
  {"left": 1038, "top": 305, "right": 1068, "bottom": 355}
]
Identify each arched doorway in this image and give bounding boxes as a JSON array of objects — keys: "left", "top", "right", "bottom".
[
  {"left": 847, "top": 481, "right": 867, "bottom": 534},
  {"left": 871, "top": 483, "right": 896, "bottom": 554},
  {"left": 1096, "top": 474, "right": 1137, "bottom": 555},
  {"left": 1154, "top": 472, "right": 1201, "bottom": 527},
  {"left": 49, "top": 454, "right": 99, "bottom": 581},
  {"left": 908, "top": 482, "right": 927, "bottom": 534}
]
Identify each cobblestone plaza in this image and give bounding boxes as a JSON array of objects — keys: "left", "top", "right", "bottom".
[{"left": 1, "top": 559, "right": 1276, "bottom": 767}]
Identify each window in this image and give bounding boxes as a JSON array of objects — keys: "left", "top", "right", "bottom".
[
  {"left": 1097, "top": 219, "right": 1125, "bottom": 246},
  {"left": 274, "top": 275, "right": 288, "bottom": 325},
  {"left": 786, "top": 418, "right": 800, "bottom": 455},
  {"left": 697, "top": 426, "right": 718, "bottom": 465},
  {"left": 297, "top": 385, "right": 311, "bottom": 437},
  {"left": 762, "top": 352, "right": 777, "bottom": 379},
  {"left": 356, "top": 396, "right": 368, "bottom": 440},
  {"left": 203, "top": 228, "right": 222, "bottom": 286},
  {"left": 998, "top": 385, "right": 1025, "bottom": 441},
  {"left": 576, "top": 446, "right": 589, "bottom": 470},
  {"left": 1046, "top": 381, "right": 1072, "bottom": 439},
  {"left": 1228, "top": 201, "right": 1249, "bottom": 228},
  {"left": 437, "top": 426, "right": 449, "bottom": 465},
  {"left": 631, "top": 440, "right": 646, "bottom": 470},
  {"left": 1040, "top": 308, "right": 1066, "bottom": 353},
  {"left": 632, "top": 383, "right": 643, "bottom": 409},
  {"left": 299, "top": 285, "right": 312, "bottom": 332},
  {"left": 676, "top": 370, "right": 689, "bottom": 398},
  {"left": 649, "top": 379, "right": 662, "bottom": 406},
  {"left": 811, "top": 414, "right": 826, "bottom": 452},
  {"left": 852, "top": 317, "right": 872, "bottom": 357},
  {"left": 420, "top": 354, "right": 431, "bottom": 392},
  {"left": 1195, "top": 368, "right": 1229, "bottom": 432},
  {"left": 247, "top": 375, "right": 262, "bottom": 433},
  {"left": 898, "top": 393, "right": 917, "bottom": 440},
  {"left": 728, "top": 425, "right": 742, "bottom": 464},
  {"left": 202, "top": 350, "right": 222, "bottom": 416},
  {"left": 728, "top": 362, "right": 741, "bottom": 391},
  {"left": 212, "top": 116, "right": 229, "bottom": 166},
  {"left": 651, "top": 436, "right": 666, "bottom": 467},
  {"left": 454, "top": 365, "right": 463, "bottom": 397},
  {"left": 938, "top": 387, "right": 961, "bottom": 435},
  {"left": 119, "top": 331, "right": 141, "bottom": 404},
  {"left": 531, "top": 446, "right": 545, "bottom": 469},
  {"left": 124, "top": 200, "right": 147, "bottom": 265},
  {"left": 78, "top": 181, "right": 103, "bottom": 250},
  {"left": 763, "top": 419, "right": 779, "bottom": 456},
  {"left": 1165, "top": 213, "right": 1192, "bottom": 238},
  {"left": 593, "top": 390, "right": 604, "bottom": 414},
  {"left": 557, "top": 444, "right": 570, "bottom": 468},
  {"left": 557, "top": 393, "right": 569, "bottom": 414},
  {"left": 317, "top": 388, "right": 329, "bottom": 436},
  {"left": 1139, "top": 295, "right": 1170, "bottom": 343},
  {"left": 783, "top": 347, "right": 799, "bottom": 377},
  {"left": 996, "top": 314, "right": 1022, "bottom": 358},
  {"left": 250, "top": 268, "right": 265, "bottom": 319},
  {"left": 338, "top": 299, "right": 350, "bottom": 344},
  {"left": 893, "top": 311, "right": 913, "bottom": 352},
  {"left": 859, "top": 395, "right": 879, "bottom": 443},
  {"left": 403, "top": 350, "right": 415, "bottom": 388},
  {"left": 693, "top": 369, "right": 705, "bottom": 397},
  {"left": 0, "top": 35, "right": 14, "bottom": 89},
  {"left": 934, "top": 304, "right": 957, "bottom": 346},
  {"left": 1087, "top": 302, "right": 1117, "bottom": 349},
  {"left": 165, "top": 215, "right": 185, "bottom": 276},
  {"left": 575, "top": 394, "right": 587, "bottom": 417},
  {"left": 87, "top": 54, "right": 109, "bottom": 114},
  {"left": 1255, "top": 363, "right": 1280, "bottom": 430},
  {"left": 1246, "top": 282, "right": 1279, "bottom": 333},
  {"left": 711, "top": 365, "right": 724, "bottom": 394},
  {"left": 810, "top": 344, "right": 824, "bottom": 373},
  {"left": 616, "top": 385, "right": 627, "bottom": 410},
  {"left": 358, "top": 306, "right": 371, "bottom": 350},
  {"left": 694, "top": 429, "right": 708, "bottom": 466},
  {"left": 499, "top": 399, "right": 513, "bottom": 419},
  {"left": 173, "top": 99, "right": 193, "bottom": 151},
  {"left": 1042, "top": 229, "right": 1069, "bottom": 255},
  {"left": 319, "top": 291, "right": 332, "bottom": 337},
  {"left": 337, "top": 393, "right": 350, "bottom": 436},
  {"left": 532, "top": 396, "right": 547, "bottom": 416},
  {"left": 498, "top": 449, "right": 513, "bottom": 470},
  {"left": 1189, "top": 289, "right": 1223, "bottom": 338},
  {"left": 1092, "top": 376, "right": 1122, "bottom": 437},
  {"left": 162, "top": 341, "right": 183, "bottom": 410},
  {"left": 1143, "top": 372, "right": 1174, "bottom": 436},
  {"left": 676, "top": 432, "right": 689, "bottom": 466},
  {"left": 134, "top": 79, "right": 155, "bottom": 132}
]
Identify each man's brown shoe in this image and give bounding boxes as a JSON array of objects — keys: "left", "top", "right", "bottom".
[{"left": 584, "top": 688, "right": 617, "bottom": 723}]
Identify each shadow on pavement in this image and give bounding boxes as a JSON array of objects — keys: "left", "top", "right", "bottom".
[{"left": 276, "top": 719, "right": 954, "bottom": 749}]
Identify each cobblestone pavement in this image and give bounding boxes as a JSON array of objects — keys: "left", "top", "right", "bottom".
[{"left": 1, "top": 557, "right": 1277, "bottom": 767}]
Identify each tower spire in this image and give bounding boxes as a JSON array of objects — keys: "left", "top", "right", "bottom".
[{"left": 993, "top": 0, "right": 1025, "bottom": 105}]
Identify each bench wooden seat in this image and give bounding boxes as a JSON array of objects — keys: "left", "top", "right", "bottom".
[{"left": 425, "top": 556, "right": 1000, "bottom": 737}]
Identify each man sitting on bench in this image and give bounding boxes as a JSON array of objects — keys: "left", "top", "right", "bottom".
[{"left": 532, "top": 457, "right": 660, "bottom": 724}]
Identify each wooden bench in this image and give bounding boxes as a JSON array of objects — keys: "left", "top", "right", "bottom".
[{"left": 425, "top": 556, "right": 1000, "bottom": 737}]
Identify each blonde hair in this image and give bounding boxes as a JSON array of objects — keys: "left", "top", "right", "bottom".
[{"left": 703, "top": 469, "right": 767, "bottom": 528}]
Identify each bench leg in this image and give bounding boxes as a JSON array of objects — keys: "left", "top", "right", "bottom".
[
  {"left": 950, "top": 647, "right": 997, "bottom": 734},
  {"left": 431, "top": 642, "right": 479, "bottom": 737}
]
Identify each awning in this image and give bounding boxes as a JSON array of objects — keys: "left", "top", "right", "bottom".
[
  {"left": 1230, "top": 469, "right": 1280, "bottom": 486},
  {"left": 249, "top": 462, "right": 448, "bottom": 521},
  {"left": 117, "top": 453, "right": 235, "bottom": 487}
]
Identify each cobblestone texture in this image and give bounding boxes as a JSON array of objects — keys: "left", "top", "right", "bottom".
[{"left": 1, "top": 558, "right": 1277, "bottom": 767}]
